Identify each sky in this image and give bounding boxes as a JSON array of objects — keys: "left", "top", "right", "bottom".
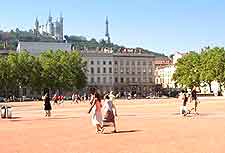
[{"left": 1, "top": 0, "right": 225, "bottom": 55}]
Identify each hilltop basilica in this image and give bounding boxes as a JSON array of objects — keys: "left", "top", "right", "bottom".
[{"left": 33, "top": 12, "right": 64, "bottom": 41}]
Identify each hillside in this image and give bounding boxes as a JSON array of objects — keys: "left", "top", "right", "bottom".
[{"left": 0, "top": 29, "right": 165, "bottom": 57}]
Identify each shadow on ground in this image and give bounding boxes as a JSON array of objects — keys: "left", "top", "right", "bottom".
[
  {"left": 7, "top": 116, "right": 80, "bottom": 122},
  {"left": 104, "top": 129, "right": 142, "bottom": 134}
]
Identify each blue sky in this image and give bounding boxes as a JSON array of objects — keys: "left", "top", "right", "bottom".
[{"left": 1, "top": 0, "right": 225, "bottom": 55}]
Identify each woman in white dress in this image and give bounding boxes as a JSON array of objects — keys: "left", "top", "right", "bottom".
[
  {"left": 103, "top": 94, "right": 118, "bottom": 133},
  {"left": 88, "top": 92, "right": 104, "bottom": 134}
]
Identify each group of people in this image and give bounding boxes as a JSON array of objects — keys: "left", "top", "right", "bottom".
[
  {"left": 41, "top": 86, "right": 200, "bottom": 134},
  {"left": 88, "top": 91, "right": 118, "bottom": 134},
  {"left": 52, "top": 94, "right": 64, "bottom": 105},
  {"left": 42, "top": 90, "right": 118, "bottom": 134},
  {"left": 179, "top": 87, "right": 200, "bottom": 116}
]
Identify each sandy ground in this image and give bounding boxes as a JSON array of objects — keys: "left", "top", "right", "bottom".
[{"left": 0, "top": 97, "right": 225, "bottom": 153}]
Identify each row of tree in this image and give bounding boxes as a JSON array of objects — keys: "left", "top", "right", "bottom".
[
  {"left": 0, "top": 50, "right": 87, "bottom": 97},
  {"left": 173, "top": 47, "right": 225, "bottom": 91}
]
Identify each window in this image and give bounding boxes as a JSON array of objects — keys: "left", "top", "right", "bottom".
[
  {"left": 114, "top": 68, "right": 118, "bottom": 73},
  {"left": 120, "top": 60, "right": 124, "bottom": 65},
  {"left": 115, "top": 77, "right": 118, "bottom": 83},
  {"left": 143, "top": 68, "right": 146, "bottom": 74},
  {"left": 132, "top": 78, "right": 136, "bottom": 82},
  {"left": 109, "top": 61, "right": 112, "bottom": 65},
  {"left": 91, "top": 67, "right": 94, "bottom": 74},
  {"left": 109, "top": 67, "right": 112, "bottom": 73},
  {"left": 97, "top": 67, "right": 100, "bottom": 73},
  {"left": 115, "top": 61, "right": 118, "bottom": 65},
  {"left": 120, "top": 67, "right": 124, "bottom": 73},
  {"left": 103, "top": 67, "right": 106, "bottom": 73},
  {"left": 132, "top": 69, "right": 135, "bottom": 74},
  {"left": 149, "top": 77, "right": 153, "bottom": 83},
  {"left": 103, "top": 61, "right": 106, "bottom": 65},
  {"left": 109, "top": 77, "right": 112, "bottom": 83},
  {"left": 120, "top": 77, "right": 124, "bottom": 83},
  {"left": 138, "top": 78, "right": 141, "bottom": 82},
  {"left": 132, "top": 61, "right": 135, "bottom": 65},
  {"left": 126, "top": 68, "right": 130, "bottom": 74},
  {"left": 91, "top": 77, "right": 94, "bottom": 83},
  {"left": 143, "top": 61, "right": 146, "bottom": 65},
  {"left": 97, "top": 77, "right": 101, "bottom": 83},
  {"left": 143, "top": 77, "right": 147, "bottom": 82},
  {"left": 126, "top": 78, "right": 130, "bottom": 83},
  {"left": 137, "top": 69, "right": 141, "bottom": 74},
  {"left": 90, "top": 61, "right": 94, "bottom": 65},
  {"left": 97, "top": 61, "right": 100, "bottom": 65},
  {"left": 126, "top": 61, "right": 129, "bottom": 65},
  {"left": 137, "top": 61, "right": 140, "bottom": 65},
  {"left": 103, "top": 77, "right": 106, "bottom": 83}
]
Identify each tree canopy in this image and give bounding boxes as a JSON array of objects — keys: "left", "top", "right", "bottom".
[
  {"left": 173, "top": 47, "right": 225, "bottom": 89},
  {"left": 0, "top": 50, "right": 87, "bottom": 97}
]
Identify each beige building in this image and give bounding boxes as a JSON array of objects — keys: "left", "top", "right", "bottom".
[
  {"left": 154, "top": 52, "right": 184, "bottom": 88},
  {"left": 81, "top": 49, "right": 114, "bottom": 92},
  {"left": 81, "top": 48, "right": 156, "bottom": 95},
  {"left": 155, "top": 65, "right": 176, "bottom": 88}
]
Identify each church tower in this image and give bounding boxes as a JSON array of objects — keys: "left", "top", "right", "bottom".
[
  {"left": 105, "top": 16, "right": 111, "bottom": 44},
  {"left": 34, "top": 17, "right": 39, "bottom": 37},
  {"left": 48, "top": 10, "right": 55, "bottom": 36}
]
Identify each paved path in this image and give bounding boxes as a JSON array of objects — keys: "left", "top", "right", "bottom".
[{"left": 0, "top": 98, "right": 225, "bottom": 153}]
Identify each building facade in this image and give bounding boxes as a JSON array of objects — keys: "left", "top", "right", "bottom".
[
  {"left": 154, "top": 52, "right": 184, "bottom": 88},
  {"left": 81, "top": 48, "right": 156, "bottom": 96}
]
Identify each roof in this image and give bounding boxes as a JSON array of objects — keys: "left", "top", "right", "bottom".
[{"left": 17, "top": 41, "right": 72, "bottom": 55}]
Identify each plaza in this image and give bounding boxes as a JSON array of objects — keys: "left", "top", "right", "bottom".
[{"left": 0, "top": 97, "right": 225, "bottom": 153}]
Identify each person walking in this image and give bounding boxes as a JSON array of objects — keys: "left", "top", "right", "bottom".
[
  {"left": 103, "top": 94, "right": 118, "bottom": 133},
  {"left": 179, "top": 91, "right": 190, "bottom": 116},
  {"left": 43, "top": 93, "right": 52, "bottom": 117},
  {"left": 191, "top": 87, "right": 199, "bottom": 115},
  {"left": 88, "top": 92, "right": 104, "bottom": 134},
  {"left": 53, "top": 93, "right": 58, "bottom": 105}
]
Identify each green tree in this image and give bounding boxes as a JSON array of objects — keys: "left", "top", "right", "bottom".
[
  {"left": 173, "top": 52, "right": 201, "bottom": 88},
  {"left": 39, "top": 50, "right": 87, "bottom": 92},
  {"left": 200, "top": 47, "right": 225, "bottom": 91},
  {"left": 0, "top": 55, "right": 16, "bottom": 97}
]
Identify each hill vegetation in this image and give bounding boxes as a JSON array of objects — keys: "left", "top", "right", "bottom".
[{"left": 0, "top": 28, "right": 165, "bottom": 57}]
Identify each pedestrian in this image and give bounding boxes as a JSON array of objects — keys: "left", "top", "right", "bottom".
[
  {"left": 103, "top": 94, "right": 118, "bottom": 133},
  {"left": 72, "top": 93, "right": 75, "bottom": 103},
  {"left": 89, "top": 92, "right": 95, "bottom": 105},
  {"left": 179, "top": 90, "right": 192, "bottom": 116},
  {"left": 53, "top": 93, "right": 58, "bottom": 105},
  {"left": 191, "top": 87, "right": 199, "bottom": 115},
  {"left": 43, "top": 93, "right": 52, "bottom": 117},
  {"left": 109, "top": 91, "right": 116, "bottom": 101},
  {"left": 88, "top": 92, "right": 104, "bottom": 134},
  {"left": 72, "top": 93, "right": 79, "bottom": 104},
  {"left": 59, "top": 95, "right": 64, "bottom": 104}
]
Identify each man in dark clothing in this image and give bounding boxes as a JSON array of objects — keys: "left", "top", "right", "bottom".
[{"left": 191, "top": 87, "right": 199, "bottom": 115}]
